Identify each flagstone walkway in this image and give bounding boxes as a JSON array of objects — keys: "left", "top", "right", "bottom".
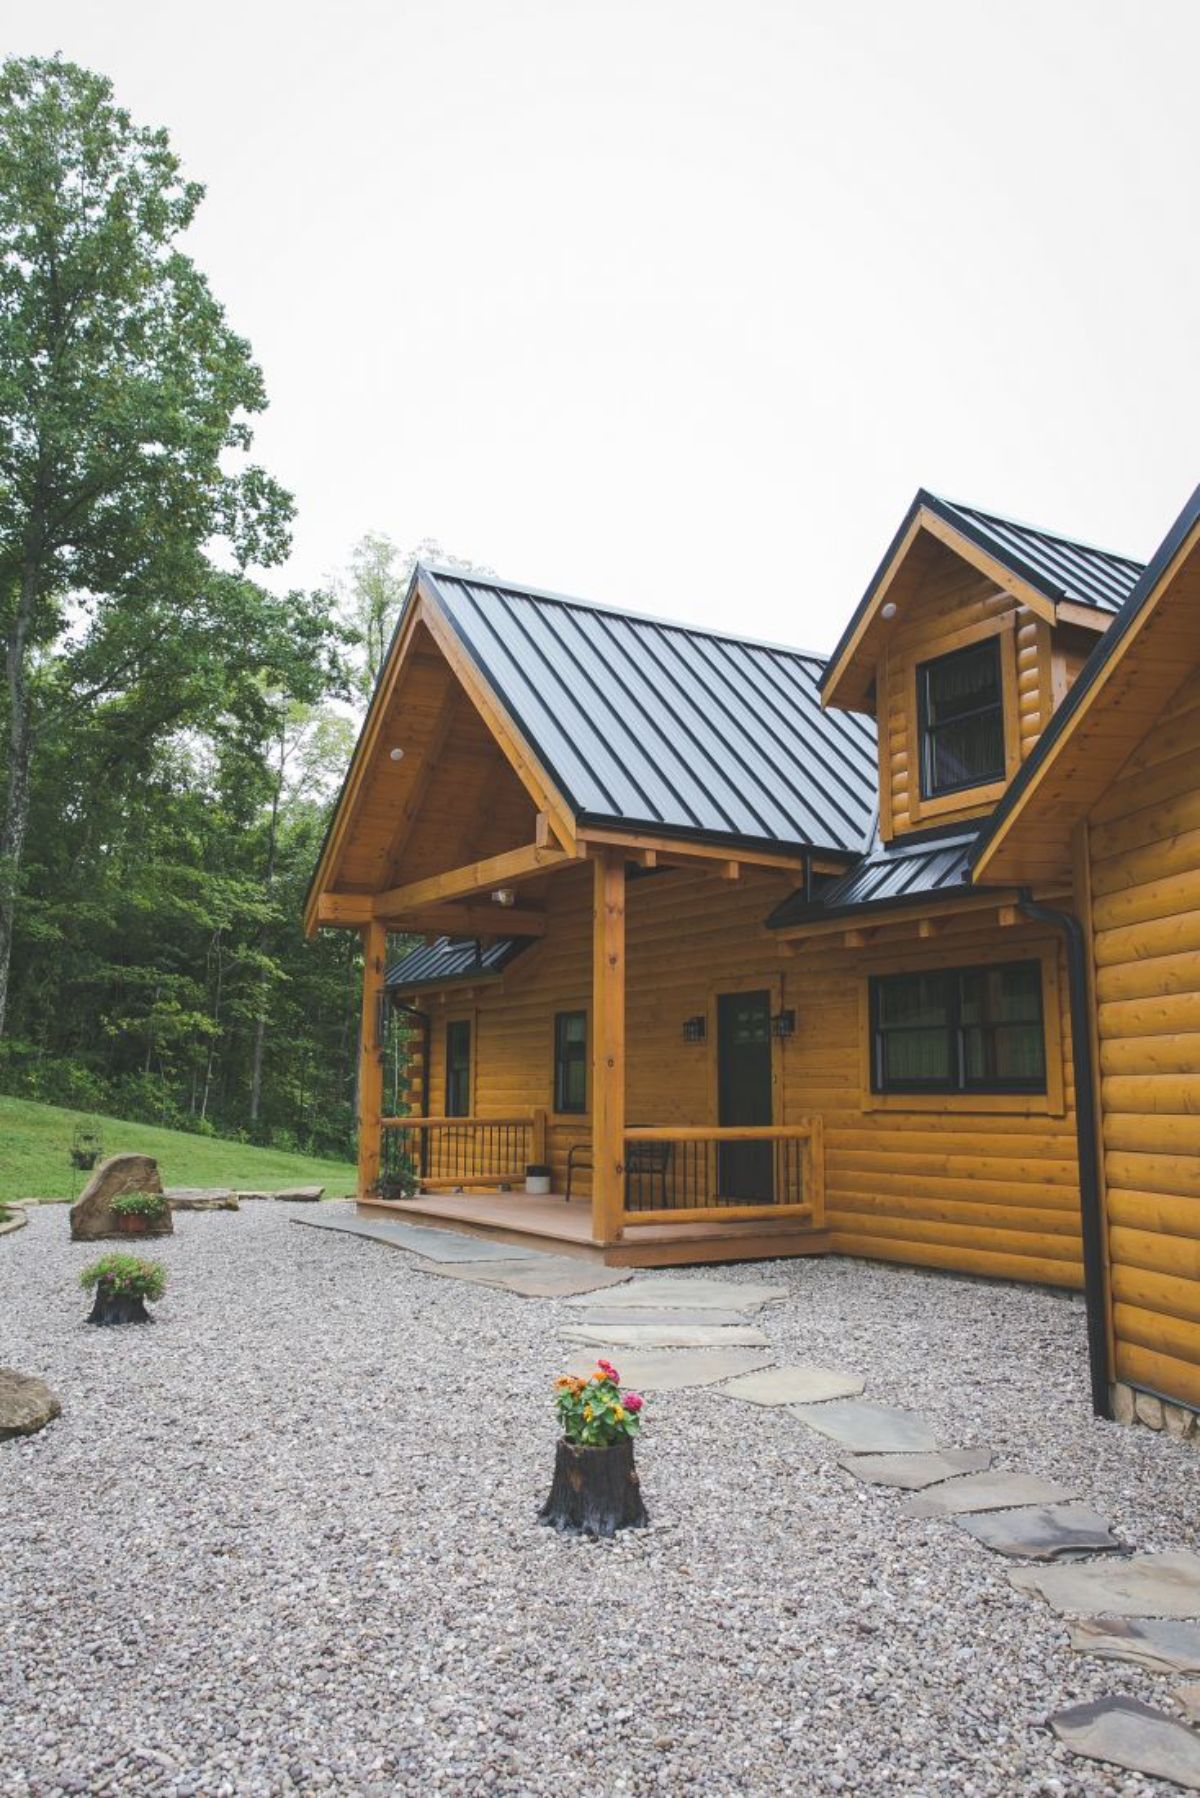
[{"left": 299, "top": 1206, "right": 1200, "bottom": 1792}]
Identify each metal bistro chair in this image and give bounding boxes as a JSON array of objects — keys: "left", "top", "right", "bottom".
[{"left": 564, "top": 1133, "right": 672, "bottom": 1209}]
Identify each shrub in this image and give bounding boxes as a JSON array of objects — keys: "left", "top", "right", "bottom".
[
  {"left": 110, "top": 1192, "right": 168, "bottom": 1219},
  {"left": 79, "top": 1254, "right": 168, "bottom": 1303},
  {"left": 553, "top": 1360, "right": 645, "bottom": 1447},
  {"left": 0, "top": 1205, "right": 12, "bottom": 1225}
]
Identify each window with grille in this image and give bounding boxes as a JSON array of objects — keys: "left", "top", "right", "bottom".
[
  {"left": 554, "top": 1011, "right": 587, "bottom": 1114},
  {"left": 917, "top": 638, "right": 1005, "bottom": 797},
  {"left": 870, "top": 961, "right": 1046, "bottom": 1094},
  {"left": 444, "top": 1019, "right": 471, "bottom": 1116}
]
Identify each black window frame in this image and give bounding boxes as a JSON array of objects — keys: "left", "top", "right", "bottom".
[
  {"left": 553, "top": 1010, "right": 587, "bottom": 1115},
  {"left": 444, "top": 1018, "right": 472, "bottom": 1117},
  {"left": 917, "top": 636, "right": 1006, "bottom": 799},
  {"left": 869, "top": 959, "right": 1047, "bottom": 1096}
]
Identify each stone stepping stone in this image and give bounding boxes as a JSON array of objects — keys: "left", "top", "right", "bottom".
[
  {"left": 955, "top": 1503, "right": 1123, "bottom": 1561},
  {"left": 561, "top": 1323, "right": 769, "bottom": 1350},
  {"left": 1012, "top": 1551, "right": 1200, "bottom": 1618},
  {"left": 1176, "top": 1684, "right": 1200, "bottom": 1725},
  {"left": 1070, "top": 1618, "right": 1200, "bottom": 1677},
  {"left": 0, "top": 1369, "right": 62, "bottom": 1441},
  {"left": 294, "top": 1213, "right": 542, "bottom": 1263},
  {"left": 564, "top": 1306, "right": 752, "bottom": 1329},
  {"left": 564, "top": 1348, "right": 774, "bottom": 1392},
  {"left": 839, "top": 1448, "right": 993, "bottom": 1490},
  {"left": 903, "top": 1471, "right": 1076, "bottom": 1520},
  {"left": 1050, "top": 1695, "right": 1200, "bottom": 1791},
  {"left": 565, "top": 1277, "right": 788, "bottom": 1313},
  {"left": 715, "top": 1364, "right": 865, "bottom": 1407},
  {"left": 791, "top": 1401, "right": 939, "bottom": 1453},
  {"left": 421, "top": 1258, "right": 632, "bottom": 1298}
]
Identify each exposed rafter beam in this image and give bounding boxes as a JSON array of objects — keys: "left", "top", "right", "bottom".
[{"left": 373, "top": 842, "right": 575, "bottom": 916}]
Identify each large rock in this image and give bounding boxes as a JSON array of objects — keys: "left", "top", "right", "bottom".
[
  {"left": 237, "top": 1185, "right": 324, "bottom": 1202},
  {"left": 69, "top": 1153, "right": 173, "bottom": 1241},
  {"left": 0, "top": 1369, "right": 62, "bottom": 1440},
  {"left": 165, "top": 1187, "right": 238, "bottom": 1211}
]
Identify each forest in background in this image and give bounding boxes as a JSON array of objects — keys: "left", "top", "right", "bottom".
[{"left": 0, "top": 57, "right": 481, "bottom": 1159}]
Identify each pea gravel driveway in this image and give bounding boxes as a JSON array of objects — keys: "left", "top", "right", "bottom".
[{"left": 2, "top": 1202, "right": 1197, "bottom": 1796}]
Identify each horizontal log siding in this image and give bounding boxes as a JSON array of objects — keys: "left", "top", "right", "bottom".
[
  {"left": 1090, "top": 664, "right": 1200, "bottom": 1407},
  {"left": 418, "top": 865, "right": 1081, "bottom": 1283}
]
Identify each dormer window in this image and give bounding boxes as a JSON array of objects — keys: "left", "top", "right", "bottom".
[{"left": 918, "top": 639, "right": 1005, "bottom": 798}]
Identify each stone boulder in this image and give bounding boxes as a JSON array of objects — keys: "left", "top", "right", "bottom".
[
  {"left": 0, "top": 1369, "right": 62, "bottom": 1440},
  {"left": 236, "top": 1185, "right": 324, "bottom": 1203},
  {"left": 164, "top": 1187, "right": 239, "bottom": 1212},
  {"left": 69, "top": 1153, "right": 174, "bottom": 1241}
]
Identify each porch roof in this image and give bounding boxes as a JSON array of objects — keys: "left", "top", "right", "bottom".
[
  {"left": 419, "top": 566, "right": 878, "bottom": 856},
  {"left": 766, "top": 824, "right": 982, "bottom": 930},
  {"left": 386, "top": 934, "right": 532, "bottom": 993}
]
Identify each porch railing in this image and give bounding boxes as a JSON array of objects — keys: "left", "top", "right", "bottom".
[
  {"left": 621, "top": 1123, "right": 824, "bottom": 1229},
  {"left": 380, "top": 1111, "right": 546, "bottom": 1192}
]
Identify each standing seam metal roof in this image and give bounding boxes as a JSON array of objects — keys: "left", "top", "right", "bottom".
[
  {"left": 421, "top": 567, "right": 878, "bottom": 855},
  {"left": 386, "top": 935, "right": 531, "bottom": 990},
  {"left": 766, "top": 829, "right": 982, "bottom": 930}
]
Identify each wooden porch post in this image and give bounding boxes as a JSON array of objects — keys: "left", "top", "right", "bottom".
[
  {"left": 590, "top": 849, "right": 626, "bottom": 1246},
  {"left": 357, "top": 918, "right": 387, "bottom": 1197}
]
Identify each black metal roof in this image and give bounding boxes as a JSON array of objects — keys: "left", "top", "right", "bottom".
[
  {"left": 386, "top": 935, "right": 531, "bottom": 992},
  {"left": 420, "top": 567, "right": 878, "bottom": 856},
  {"left": 766, "top": 826, "right": 984, "bottom": 930},
  {"left": 819, "top": 491, "right": 1144, "bottom": 697},
  {"left": 970, "top": 480, "right": 1200, "bottom": 874}
]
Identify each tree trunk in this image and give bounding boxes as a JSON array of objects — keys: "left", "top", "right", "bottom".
[
  {"left": 87, "top": 1287, "right": 152, "bottom": 1326},
  {"left": 249, "top": 736, "right": 284, "bottom": 1124},
  {"left": 538, "top": 1437, "right": 648, "bottom": 1538},
  {"left": 0, "top": 561, "right": 38, "bottom": 1039}
]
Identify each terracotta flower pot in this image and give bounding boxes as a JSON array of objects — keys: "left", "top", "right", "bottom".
[
  {"left": 538, "top": 1436, "right": 648, "bottom": 1538},
  {"left": 116, "top": 1212, "right": 151, "bottom": 1235}
]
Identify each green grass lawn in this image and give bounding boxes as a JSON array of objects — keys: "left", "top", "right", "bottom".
[{"left": 0, "top": 1094, "right": 357, "bottom": 1203}]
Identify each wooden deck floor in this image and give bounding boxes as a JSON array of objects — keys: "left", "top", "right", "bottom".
[{"left": 357, "top": 1189, "right": 830, "bottom": 1268}]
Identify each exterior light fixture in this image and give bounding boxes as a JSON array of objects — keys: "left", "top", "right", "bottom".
[
  {"left": 682, "top": 1015, "right": 707, "bottom": 1043},
  {"left": 389, "top": 746, "right": 405, "bottom": 762},
  {"left": 771, "top": 1009, "right": 796, "bottom": 1040},
  {"left": 492, "top": 887, "right": 516, "bottom": 907},
  {"left": 880, "top": 601, "right": 898, "bottom": 620}
]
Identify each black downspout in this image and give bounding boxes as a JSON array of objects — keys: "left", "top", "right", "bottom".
[{"left": 1017, "top": 888, "right": 1112, "bottom": 1420}]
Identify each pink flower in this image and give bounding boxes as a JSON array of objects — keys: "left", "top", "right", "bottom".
[
  {"left": 596, "top": 1359, "right": 619, "bottom": 1383},
  {"left": 624, "top": 1392, "right": 644, "bottom": 1413}
]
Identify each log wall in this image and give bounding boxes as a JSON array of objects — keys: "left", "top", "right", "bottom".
[
  {"left": 1089, "top": 663, "right": 1200, "bottom": 1407},
  {"left": 415, "top": 863, "right": 1082, "bottom": 1286}
]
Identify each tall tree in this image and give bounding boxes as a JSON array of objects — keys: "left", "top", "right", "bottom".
[
  {"left": 339, "top": 534, "right": 486, "bottom": 701},
  {"left": 0, "top": 54, "right": 292, "bottom": 1034}
]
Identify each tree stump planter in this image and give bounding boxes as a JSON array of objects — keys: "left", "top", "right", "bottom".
[
  {"left": 538, "top": 1437, "right": 648, "bottom": 1538},
  {"left": 86, "top": 1285, "right": 152, "bottom": 1326}
]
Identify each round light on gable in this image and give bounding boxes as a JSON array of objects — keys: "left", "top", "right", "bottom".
[
  {"left": 881, "top": 601, "right": 898, "bottom": 620},
  {"left": 389, "top": 746, "right": 405, "bottom": 762}
]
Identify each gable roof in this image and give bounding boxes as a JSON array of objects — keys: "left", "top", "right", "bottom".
[
  {"left": 819, "top": 490, "right": 1143, "bottom": 712},
  {"left": 970, "top": 482, "right": 1200, "bottom": 887},
  {"left": 766, "top": 825, "right": 983, "bottom": 932},
  {"left": 386, "top": 934, "right": 531, "bottom": 993},
  {"left": 418, "top": 566, "right": 878, "bottom": 855}
]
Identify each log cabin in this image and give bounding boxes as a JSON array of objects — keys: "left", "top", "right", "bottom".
[
  {"left": 305, "top": 490, "right": 1162, "bottom": 1365},
  {"left": 972, "top": 482, "right": 1200, "bottom": 1430}
]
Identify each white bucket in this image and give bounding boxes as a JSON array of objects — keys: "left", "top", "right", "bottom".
[{"left": 525, "top": 1173, "right": 552, "bottom": 1196}]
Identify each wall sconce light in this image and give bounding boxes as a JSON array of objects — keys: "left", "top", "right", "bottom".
[
  {"left": 389, "top": 745, "right": 405, "bottom": 761},
  {"left": 491, "top": 887, "right": 516, "bottom": 907},
  {"left": 682, "top": 1015, "right": 707, "bottom": 1043},
  {"left": 881, "top": 601, "right": 898, "bottom": 620},
  {"left": 772, "top": 1009, "right": 796, "bottom": 1040}
]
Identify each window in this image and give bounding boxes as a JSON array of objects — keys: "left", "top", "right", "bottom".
[
  {"left": 918, "top": 639, "right": 1005, "bottom": 797},
  {"left": 444, "top": 1019, "right": 471, "bottom": 1116},
  {"left": 870, "top": 961, "right": 1046, "bottom": 1095},
  {"left": 554, "top": 1011, "right": 587, "bottom": 1114}
]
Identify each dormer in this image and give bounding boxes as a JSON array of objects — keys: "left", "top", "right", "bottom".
[{"left": 819, "top": 492, "right": 1142, "bottom": 840}]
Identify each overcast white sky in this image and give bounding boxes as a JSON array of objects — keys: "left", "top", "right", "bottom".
[{"left": 11, "top": 1, "right": 1200, "bottom": 651}]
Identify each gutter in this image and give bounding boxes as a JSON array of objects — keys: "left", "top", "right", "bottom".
[{"left": 1017, "top": 888, "right": 1112, "bottom": 1419}]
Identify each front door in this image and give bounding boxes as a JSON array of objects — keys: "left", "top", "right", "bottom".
[{"left": 716, "top": 989, "right": 774, "bottom": 1201}]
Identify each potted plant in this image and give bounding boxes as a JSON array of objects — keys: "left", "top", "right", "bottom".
[
  {"left": 69, "top": 1127, "right": 102, "bottom": 1171},
  {"left": 539, "top": 1359, "right": 648, "bottom": 1537},
  {"left": 79, "top": 1253, "right": 168, "bottom": 1326},
  {"left": 525, "top": 1163, "right": 552, "bottom": 1196},
  {"left": 111, "top": 1192, "right": 169, "bottom": 1235}
]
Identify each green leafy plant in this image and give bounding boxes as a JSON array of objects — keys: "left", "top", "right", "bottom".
[
  {"left": 79, "top": 1254, "right": 168, "bottom": 1303},
  {"left": 111, "top": 1192, "right": 168, "bottom": 1219},
  {"left": 0, "top": 1204, "right": 12, "bottom": 1224},
  {"left": 553, "top": 1360, "right": 645, "bottom": 1447}
]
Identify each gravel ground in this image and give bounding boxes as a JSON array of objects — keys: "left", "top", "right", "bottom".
[{"left": 2, "top": 1203, "right": 1199, "bottom": 1797}]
